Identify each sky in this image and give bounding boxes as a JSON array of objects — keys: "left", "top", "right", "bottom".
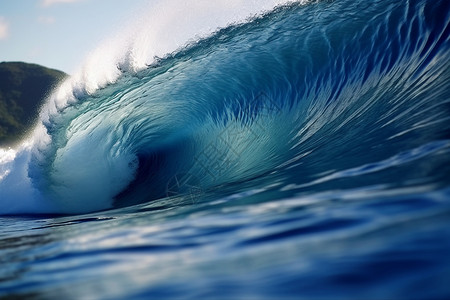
[{"left": 0, "top": 0, "right": 150, "bottom": 74}]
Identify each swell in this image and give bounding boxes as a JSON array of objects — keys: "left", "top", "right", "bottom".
[{"left": 1, "top": 0, "right": 449, "bottom": 214}]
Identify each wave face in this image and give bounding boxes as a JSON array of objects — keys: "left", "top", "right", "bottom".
[
  {"left": 1, "top": 0, "right": 450, "bottom": 298},
  {"left": 1, "top": 0, "right": 450, "bottom": 215}
]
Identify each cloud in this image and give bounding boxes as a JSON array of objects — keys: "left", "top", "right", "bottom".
[
  {"left": 0, "top": 17, "right": 9, "bottom": 40},
  {"left": 42, "top": 0, "right": 84, "bottom": 7},
  {"left": 38, "top": 16, "right": 56, "bottom": 24}
]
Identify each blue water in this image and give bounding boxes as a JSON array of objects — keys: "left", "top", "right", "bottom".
[{"left": 1, "top": 0, "right": 450, "bottom": 298}]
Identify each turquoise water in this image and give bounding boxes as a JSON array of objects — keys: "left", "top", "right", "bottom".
[{"left": 1, "top": 0, "right": 450, "bottom": 298}]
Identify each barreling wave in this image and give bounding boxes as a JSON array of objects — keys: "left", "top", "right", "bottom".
[{"left": 1, "top": 0, "right": 449, "bottom": 214}]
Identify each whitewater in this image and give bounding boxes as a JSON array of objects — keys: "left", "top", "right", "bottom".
[{"left": 1, "top": 0, "right": 450, "bottom": 298}]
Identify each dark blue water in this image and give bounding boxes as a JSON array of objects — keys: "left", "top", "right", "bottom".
[{"left": 1, "top": 0, "right": 450, "bottom": 298}]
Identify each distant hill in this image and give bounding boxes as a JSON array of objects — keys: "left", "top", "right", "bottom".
[{"left": 0, "top": 61, "right": 67, "bottom": 147}]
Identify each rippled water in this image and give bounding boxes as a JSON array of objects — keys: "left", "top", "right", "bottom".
[{"left": 1, "top": 0, "right": 450, "bottom": 298}]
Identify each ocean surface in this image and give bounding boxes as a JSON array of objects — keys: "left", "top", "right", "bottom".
[{"left": 1, "top": 0, "right": 450, "bottom": 298}]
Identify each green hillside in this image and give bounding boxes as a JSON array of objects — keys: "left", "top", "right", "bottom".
[{"left": 0, "top": 61, "right": 66, "bottom": 146}]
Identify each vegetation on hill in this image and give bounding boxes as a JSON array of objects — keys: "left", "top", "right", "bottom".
[{"left": 0, "top": 61, "right": 66, "bottom": 147}]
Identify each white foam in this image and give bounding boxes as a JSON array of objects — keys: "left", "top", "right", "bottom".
[
  {"left": 42, "top": 0, "right": 305, "bottom": 118},
  {"left": 0, "top": 144, "right": 54, "bottom": 214}
]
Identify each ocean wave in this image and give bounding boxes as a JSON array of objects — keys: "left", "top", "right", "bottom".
[{"left": 0, "top": 0, "right": 449, "bottom": 215}]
